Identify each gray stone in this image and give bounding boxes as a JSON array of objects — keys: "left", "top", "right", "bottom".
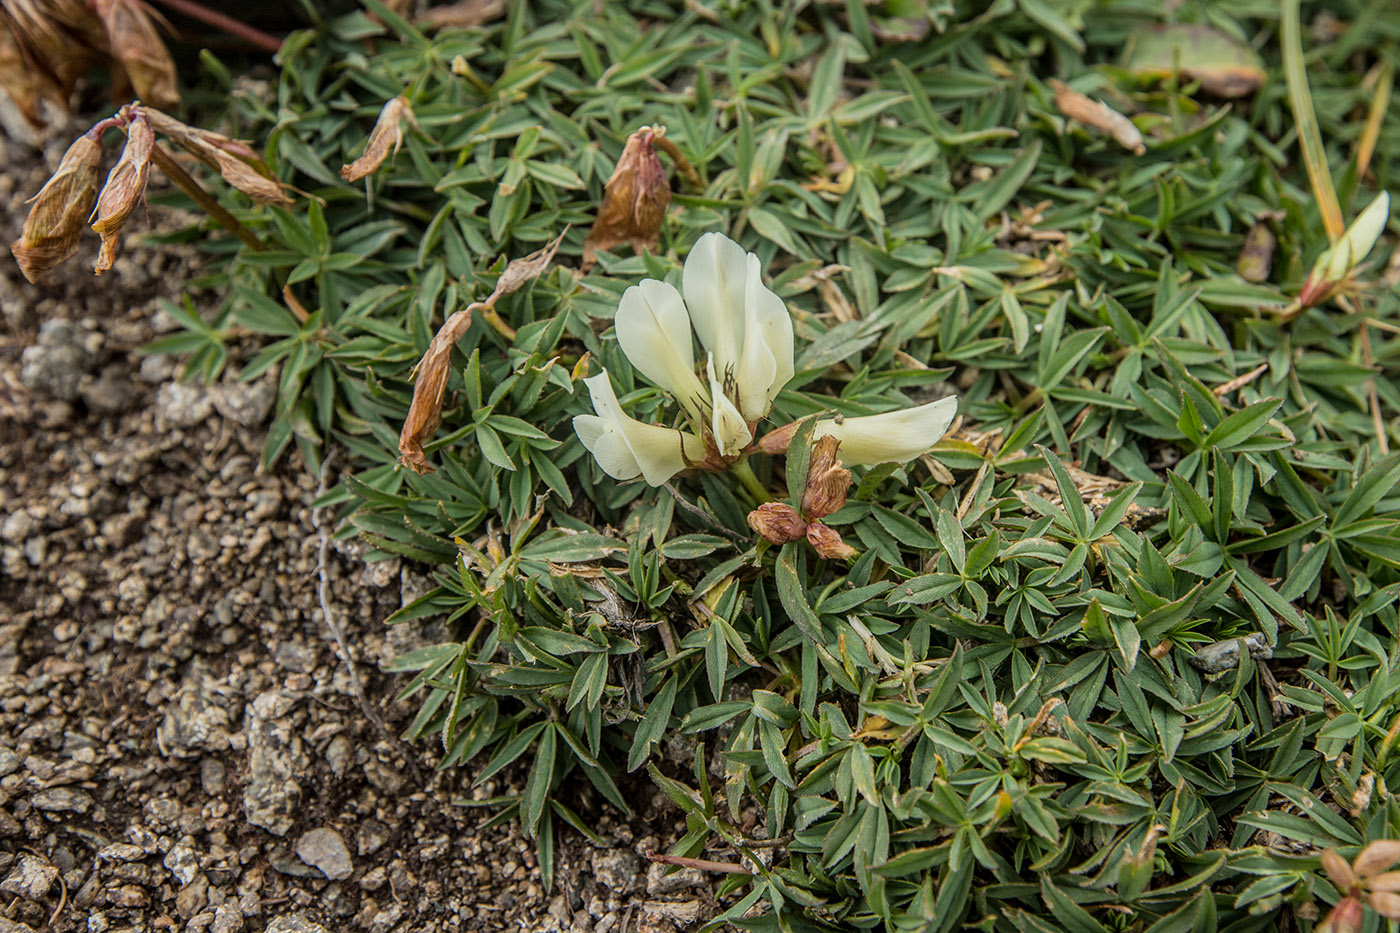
[
  {"left": 157, "top": 661, "right": 233, "bottom": 758},
  {"left": 155, "top": 381, "right": 215, "bottom": 429},
  {"left": 590, "top": 849, "right": 641, "bottom": 895},
  {"left": 211, "top": 903, "right": 243, "bottom": 933},
  {"left": 29, "top": 786, "right": 92, "bottom": 813},
  {"left": 20, "top": 320, "right": 94, "bottom": 402},
  {"left": 0, "top": 512, "right": 33, "bottom": 544},
  {"left": 264, "top": 913, "right": 330, "bottom": 933},
  {"left": 295, "top": 827, "right": 353, "bottom": 881},
  {"left": 0, "top": 747, "right": 18, "bottom": 776},
  {"left": 242, "top": 689, "right": 305, "bottom": 836},
  {"left": 355, "top": 819, "right": 390, "bottom": 857},
  {"left": 0, "top": 854, "right": 58, "bottom": 900},
  {"left": 96, "top": 843, "right": 146, "bottom": 863},
  {"left": 645, "top": 861, "right": 707, "bottom": 895},
  {"left": 0, "top": 916, "right": 37, "bottom": 933},
  {"left": 164, "top": 843, "right": 200, "bottom": 885},
  {"left": 212, "top": 378, "right": 276, "bottom": 427}
]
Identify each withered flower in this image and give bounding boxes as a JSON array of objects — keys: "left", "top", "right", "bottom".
[
  {"left": 747, "top": 503, "right": 807, "bottom": 546},
  {"left": 93, "top": 0, "right": 178, "bottom": 110},
  {"left": 92, "top": 113, "right": 154, "bottom": 274},
  {"left": 805, "top": 523, "right": 856, "bottom": 560},
  {"left": 142, "top": 108, "right": 291, "bottom": 206},
  {"left": 342, "top": 95, "right": 413, "bottom": 183},
  {"left": 12, "top": 130, "right": 102, "bottom": 283},
  {"left": 582, "top": 125, "right": 671, "bottom": 269},
  {"left": 1049, "top": 78, "right": 1145, "bottom": 156},
  {"left": 1317, "top": 841, "right": 1400, "bottom": 931},
  {"left": 801, "top": 435, "right": 851, "bottom": 520}
]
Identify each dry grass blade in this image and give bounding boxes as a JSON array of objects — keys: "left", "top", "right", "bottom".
[
  {"left": 1049, "top": 79, "right": 1145, "bottom": 155},
  {"left": 418, "top": 0, "right": 507, "bottom": 27},
  {"left": 1281, "top": 0, "right": 1344, "bottom": 242},
  {"left": 1356, "top": 61, "right": 1393, "bottom": 181},
  {"left": 398, "top": 230, "right": 567, "bottom": 473}
]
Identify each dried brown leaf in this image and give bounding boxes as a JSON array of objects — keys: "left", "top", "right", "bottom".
[
  {"left": 341, "top": 95, "right": 412, "bottom": 183},
  {"left": 92, "top": 114, "right": 153, "bottom": 274},
  {"left": 93, "top": 0, "right": 178, "bottom": 110},
  {"left": 582, "top": 126, "right": 671, "bottom": 269},
  {"left": 11, "top": 131, "right": 102, "bottom": 282},
  {"left": 1049, "top": 79, "right": 1145, "bottom": 155},
  {"left": 1238, "top": 210, "right": 1284, "bottom": 283}
]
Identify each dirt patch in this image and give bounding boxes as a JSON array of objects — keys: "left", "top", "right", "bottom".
[{"left": 0, "top": 122, "right": 708, "bottom": 933}]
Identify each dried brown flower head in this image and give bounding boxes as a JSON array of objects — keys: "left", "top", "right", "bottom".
[
  {"left": 12, "top": 131, "right": 102, "bottom": 282},
  {"left": 92, "top": 0, "right": 178, "bottom": 110},
  {"left": 342, "top": 95, "right": 413, "bottom": 183},
  {"left": 582, "top": 126, "right": 671, "bottom": 269},
  {"left": 801, "top": 435, "right": 851, "bottom": 520},
  {"left": 747, "top": 502, "right": 807, "bottom": 545},
  {"left": 92, "top": 114, "right": 154, "bottom": 274},
  {"left": 805, "top": 522, "right": 856, "bottom": 560}
]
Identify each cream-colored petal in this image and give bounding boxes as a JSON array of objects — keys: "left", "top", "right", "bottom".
[
  {"left": 683, "top": 232, "right": 748, "bottom": 370},
  {"left": 734, "top": 252, "right": 794, "bottom": 420},
  {"left": 573, "top": 414, "right": 641, "bottom": 481},
  {"left": 813, "top": 396, "right": 958, "bottom": 465},
  {"left": 614, "top": 279, "right": 707, "bottom": 418},
  {"left": 707, "top": 361, "right": 752, "bottom": 457},
  {"left": 580, "top": 373, "right": 702, "bottom": 485}
]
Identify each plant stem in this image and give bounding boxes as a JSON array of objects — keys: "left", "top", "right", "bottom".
[
  {"left": 149, "top": 0, "right": 283, "bottom": 54},
  {"left": 149, "top": 144, "right": 265, "bottom": 252},
  {"left": 732, "top": 458, "right": 771, "bottom": 504}
]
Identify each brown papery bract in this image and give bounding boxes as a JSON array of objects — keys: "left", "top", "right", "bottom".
[
  {"left": 92, "top": 114, "right": 154, "bottom": 274},
  {"left": 806, "top": 522, "right": 856, "bottom": 560},
  {"left": 342, "top": 96, "right": 412, "bottom": 183},
  {"left": 582, "top": 126, "right": 671, "bottom": 269},
  {"left": 11, "top": 131, "right": 102, "bottom": 283},
  {"left": 93, "top": 0, "right": 178, "bottom": 110},
  {"left": 398, "top": 231, "right": 566, "bottom": 473}
]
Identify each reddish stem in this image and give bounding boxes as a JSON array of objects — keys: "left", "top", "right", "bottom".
[{"left": 147, "top": 0, "right": 283, "bottom": 54}]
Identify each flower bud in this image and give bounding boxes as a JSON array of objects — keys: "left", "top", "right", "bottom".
[
  {"left": 1322, "top": 849, "right": 1359, "bottom": 893},
  {"left": 12, "top": 131, "right": 103, "bottom": 283},
  {"left": 757, "top": 421, "right": 797, "bottom": 455},
  {"left": 1355, "top": 840, "right": 1400, "bottom": 878},
  {"left": 801, "top": 435, "right": 851, "bottom": 520},
  {"left": 1301, "top": 191, "right": 1391, "bottom": 307},
  {"left": 1318, "top": 896, "right": 1365, "bottom": 933},
  {"left": 806, "top": 522, "right": 856, "bottom": 560},
  {"left": 1370, "top": 891, "right": 1400, "bottom": 921},
  {"left": 92, "top": 114, "right": 154, "bottom": 274},
  {"left": 582, "top": 125, "right": 672, "bottom": 269},
  {"left": 93, "top": 0, "right": 179, "bottom": 109},
  {"left": 747, "top": 502, "right": 807, "bottom": 545},
  {"left": 342, "top": 95, "right": 412, "bottom": 183}
]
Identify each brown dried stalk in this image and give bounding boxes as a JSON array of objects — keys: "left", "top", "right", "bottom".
[{"left": 398, "top": 230, "right": 567, "bottom": 474}]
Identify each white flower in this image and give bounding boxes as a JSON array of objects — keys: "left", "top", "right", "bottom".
[
  {"left": 812, "top": 397, "right": 959, "bottom": 466},
  {"left": 1311, "top": 191, "right": 1391, "bottom": 283},
  {"left": 572, "top": 373, "right": 704, "bottom": 486},
  {"left": 603, "top": 232, "right": 794, "bottom": 458}
]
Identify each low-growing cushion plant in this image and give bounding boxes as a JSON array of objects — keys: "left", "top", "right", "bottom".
[{"left": 94, "top": 0, "right": 1400, "bottom": 928}]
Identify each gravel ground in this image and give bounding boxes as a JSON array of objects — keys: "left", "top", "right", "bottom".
[{"left": 0, "top": 124, "right": 712, "bottom": 933}]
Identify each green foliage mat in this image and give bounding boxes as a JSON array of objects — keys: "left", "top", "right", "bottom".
[{"left": 163, "top": 1, "right": 1400, "bottom": 928}]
